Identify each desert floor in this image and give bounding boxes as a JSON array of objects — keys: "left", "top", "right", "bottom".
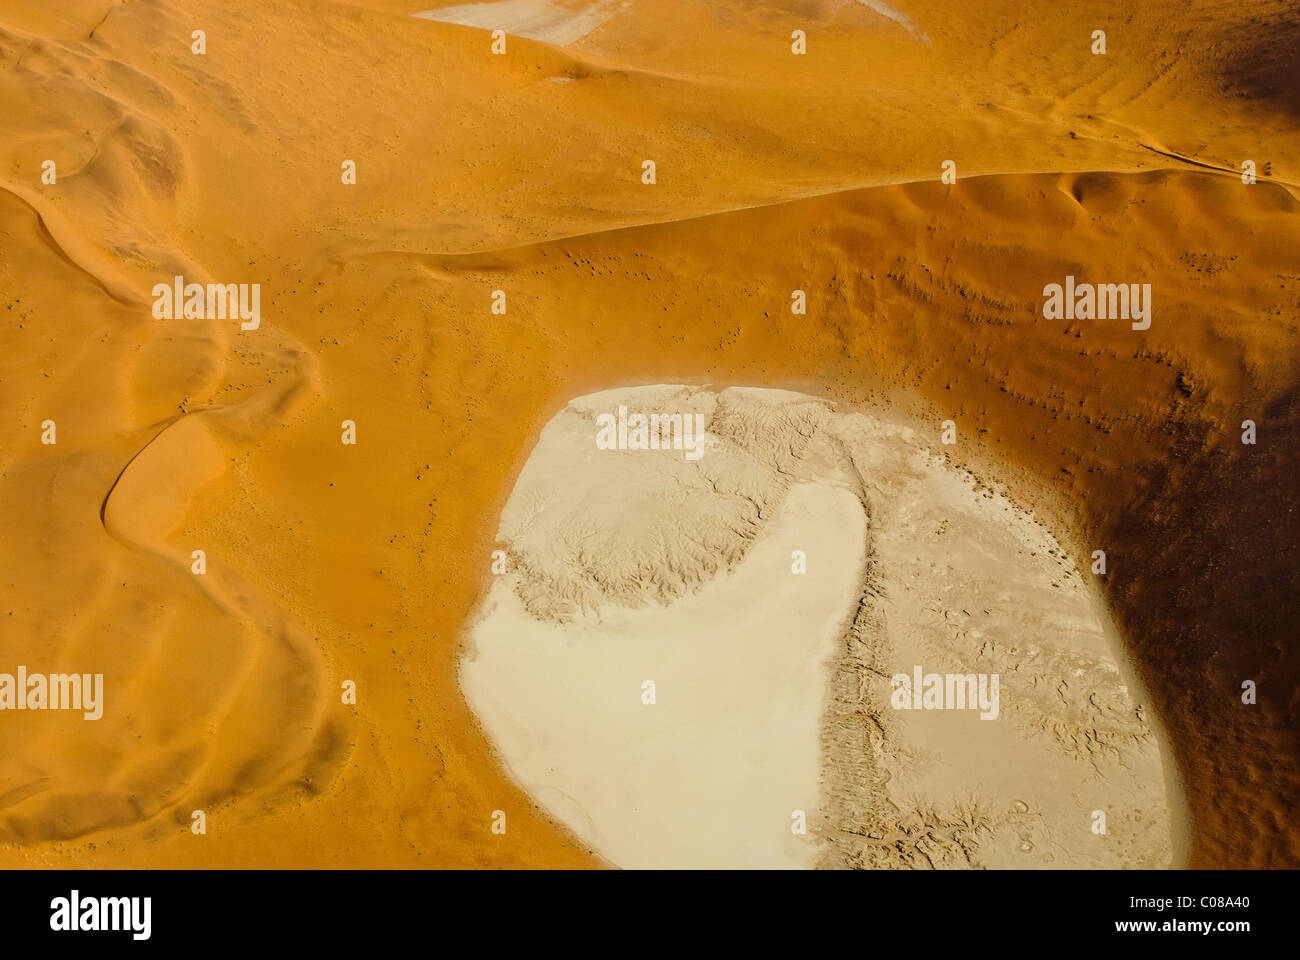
[{"left": 467, "top": 385, "right": 1178, "bottom": 868}]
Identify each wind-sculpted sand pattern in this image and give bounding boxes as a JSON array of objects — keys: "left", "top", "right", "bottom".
[
  {"left": 0, "top": 18, "right": 350, "bottom": 840},
  {"left": 0, "top": 214, "right": 347, "bottom": 845},
  {"left": 0, "top": 0, "right": 1297, "bottom": 871}
]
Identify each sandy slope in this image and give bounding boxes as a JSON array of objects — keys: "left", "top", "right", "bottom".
[{"left": 0, "top": 0, "right": 1296, "bottom": 867}]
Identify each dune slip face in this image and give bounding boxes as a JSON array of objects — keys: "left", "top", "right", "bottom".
[{"left": 0, "top": 0, "right": 1296, "bottom": 873}]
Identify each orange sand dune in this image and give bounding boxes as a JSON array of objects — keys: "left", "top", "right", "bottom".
[{"left": 0, "top": 0, "right": 1297, "bottom": 867}]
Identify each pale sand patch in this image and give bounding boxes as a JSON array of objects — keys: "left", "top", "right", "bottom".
[
  {"left": 415, "top": 0, "right": 624, "bottom": 47},
  {"left": 820, "top": 412, "right": 1177, "bottom": 868},
  {"left": 463, "top": 482, "right": 862, "bottom": 868},
  {"left": 462, "top": 387, "right": 865, "bottom": 868},
  {"left": 856, "top": 0, "right": 931, "bottom": 45},
  {"left": 462, "top": 386, "right": 1178, "bottom": 869}
]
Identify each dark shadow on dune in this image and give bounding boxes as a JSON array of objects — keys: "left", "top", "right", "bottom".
[
  {"left": 1104, "top": 386, "right": 1300, "bottom": 868},
  {"left": 1220, "top": 13, "right": 1300, "bottom": 120}
]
